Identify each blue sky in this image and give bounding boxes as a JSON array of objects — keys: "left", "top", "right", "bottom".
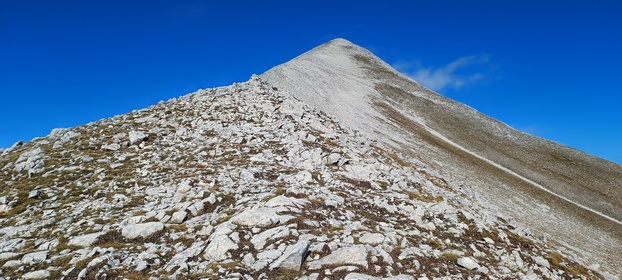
[{"left": 1, "top": 1, "right": 621, "bottom": 164}]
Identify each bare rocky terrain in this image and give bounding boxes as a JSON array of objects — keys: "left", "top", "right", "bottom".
[{"left": 0, "top": 39, "right": 620, "bottom": 279}]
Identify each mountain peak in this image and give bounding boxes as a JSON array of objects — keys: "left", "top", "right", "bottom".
[
  {"left": 1, "top": 39, "right": 620, "bottom": 278},
  {"left": 263, "top": 39, "right": 622, "bottom": 276}
]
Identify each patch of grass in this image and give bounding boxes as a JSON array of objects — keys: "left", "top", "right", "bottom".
[
  {"left": 265, "top": 268, "right": 302, "bottom": 280},
  {"left": 545, "top": 251, "right": 599, "bottom": 279},
  {"left": 404, "top": 189, "right": 444, "bottom": 203},
  {"left": 92, "top": 230, "right": 126, "bottom": 248},
  {"left": 439, "top": 252, "right": 460, "bottom": 263}
]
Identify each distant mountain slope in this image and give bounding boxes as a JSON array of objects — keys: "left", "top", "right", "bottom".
[{"left": 262, "top": 38, "right": 622, "bottom": 274}]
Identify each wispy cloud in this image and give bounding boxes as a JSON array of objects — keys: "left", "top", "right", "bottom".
[{"left": 394, "top": 55, "right": 491, "bottom": 92}]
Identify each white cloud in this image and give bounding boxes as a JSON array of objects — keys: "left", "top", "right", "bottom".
[{"left": 394, "top": 55, "right": 491, "bottom": 92}]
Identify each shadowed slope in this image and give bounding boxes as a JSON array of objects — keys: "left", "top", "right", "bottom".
[{"left": 261, "top": 38, "right": 622, "bottom": 274}]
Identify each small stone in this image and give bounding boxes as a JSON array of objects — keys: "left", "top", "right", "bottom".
[
  {"left": 102, "top": 143, "right": 121, "bottom": 151},
  {"left": 170, "top": 211, "right": 187, "bottom": 224},
  {"left": 327, "top": 153, "right": 342, "bottom": 165},
  {"left": 533, "top": 256, "right": 550, "bottom": 268},
  {"left": 129, "top": 130, "right": 148, "bottom": 145},
  {"left": 28, "top": 190, "right": 41, "bottom": 199},
  {"left": 457, "top": 257, "right": 479, "bottom": 270}
]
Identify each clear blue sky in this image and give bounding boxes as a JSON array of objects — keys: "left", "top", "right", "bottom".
[{"left": 1, "top": 1, "right": 621, "bottom": 164}]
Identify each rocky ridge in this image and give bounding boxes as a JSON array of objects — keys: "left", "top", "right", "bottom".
[{"left": 0, "top": 75, "right": 612, "bottom": 278}]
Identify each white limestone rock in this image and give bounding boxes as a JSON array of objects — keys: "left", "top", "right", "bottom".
[
  {"left": 68, "top": 232, "right": 107, "bottom": 247},
  {"left": 307, "top": 245, "right": 368, "bottom": 270},
  {"left": 251, "top": 225, "right": 291, "bottom": 250},
  {"left": 359, "top": 233, "right": 385, "bottom": 245},
  {"left": 28, "top": 190, "right": 41, "bottom": 199},
  {"left": 204, "top": 235, "right": 238, "bottom": 261},
  {"left": 170, "top": 211, "right": 187, "bottom": 224},
  {"left": 0, "top": 238, "right": 24, "bottom": 252},
  {"left": 121, "top": 222, "right": 164, "bottom": 240},
  {"left": 129, "top": 130, "right": 148, "bottom": 145},
  {"left": 270, "top": 239, "right": 311, "bottom": 271},
  {"left": 22, "top": 270, "right": 51, "bottom": 279},
  {"left": 13, "top": 147, "right": 45, "bottom": 175},
  {"left": 21, "top": 251, "right": 48, "bottom": 264},
  {"left": 533, "top": 256, "right": 550, "bottom": 268},
  {"left": 457, "top": 257, "right": 479, "bottom": 270},
  {"left": 265, "top": 195, "right": 309, "bottom": 209},
  {"left": 344, "top": 273, "right": 381, "bottom": 280},
  {"left": 0, "top": 252, "right": 19, "bottom": 261},
  {"left": 327, "top": 153, "right": 342, "bottom": 165},
  {"left": 102, "top": 143, "right": 121, "bottom": 151},
  {"left": 230, "top": 207, "right": 280, "bottom": 227}
]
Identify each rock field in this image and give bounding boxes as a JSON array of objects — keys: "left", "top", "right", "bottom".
[{"left": 0, "top": 75, "right": 611, "bottom": 279}]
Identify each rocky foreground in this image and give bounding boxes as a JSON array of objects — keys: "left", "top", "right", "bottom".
[{"left": 0, "top": 76, "right": 610, "bottom": 279}]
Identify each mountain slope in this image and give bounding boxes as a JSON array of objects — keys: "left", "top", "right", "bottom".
[
  {"left": 0, "top": 39, "right": 618, "bottom": 279},
  {"left": 262, "top": 38, "right": 622, "bottom": 275}
]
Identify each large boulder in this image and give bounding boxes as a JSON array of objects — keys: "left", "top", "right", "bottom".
[
  {"left": 270, "top": 239, "right": 311, "bottom": 271},
  {"left": 121, "top": 222, "right": 164, "bottom": 240},
  {"left": 307, "top": 245, "right": 368, "bottom": 270}
]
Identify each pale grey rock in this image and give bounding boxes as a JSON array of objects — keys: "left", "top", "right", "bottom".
[
  {"left": 0, "top": 238, "right": 24, "bottom": 252},
  {"left": 88, "top": 255, "right": 108, "bottom": 268},
  {"left": 0, "top": 252, "right": 19, "bottom": 261},
  {"left": 457, "top": 257, "right": 479, "bottom": 270},
  {"left": 344, "top": 273, "right": 381, "bottom": 280},
  {"left": 359, "top": 233, "right": 385, "bottom": 245},
  {"left": 28, "top": 190, "right": 41, "bottom": 199},
  {"left": 21, "top": 250, "right": 48, "bottom": 264},
  {"left": 1, "top": 260, "right": 21, "bottom": 268},
  {"left": 176, "top": 179, "right": 192, "bottom": 193},
  {"left": 13, "top": 147, "right": 45, "bottom": 175},
  {"left": 170, "top": 211, "right": 187, "bottom": 224},
  {"left": 533, "top": 256, "right": 550, "bottom": 268},
  {"left": 476, "top": 265, "right": 489, "bottom": 274},
  {"left": 242, "top": 253, "right": 256, "bottom": 266},
  {"left": 307, "top": 245, "right": 367, "bottom": 269},
  {"left": 0, "top": 196, "right": 9, "bottom": 205},
  {"left": 136, "top": 260, "right": 150, "bottom": 271},
  {"left": 327, "top": 153, "right": 342, "bottom": 165},
  {"left": 524, "top": 270, "right": 539, "bottom": 280},
  {"left": 265, "top": 195, "right": 309, "bottom": 209},
  {"left": 129, "top": 130, "right": 148, "bottom": 145},
  {"left": 68, "top": 231, "right": 107, "bottom": 247},
  {"left": 197, "top": 225, "right": 213, "bottom": 236},
  {"left": 204, "top": 235, "right": 238, "bottom": 261},
  {"left": 230, "top": 207, "right": 280, "bottom": 227},
  {"left": 102, "top": 143, "right": 121, "bottom": 151},
  {"left": 270, "top": 239, "right": 311, "bottom": 271},
  {"left": 251, "top": 225, "right": 290, "bottom": 250},
  {"left": 121, "top": 222, "right": 164, "bottom": 240},
  {"left": 50, "top": 128, "right": 80, "bottom": 148}
]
